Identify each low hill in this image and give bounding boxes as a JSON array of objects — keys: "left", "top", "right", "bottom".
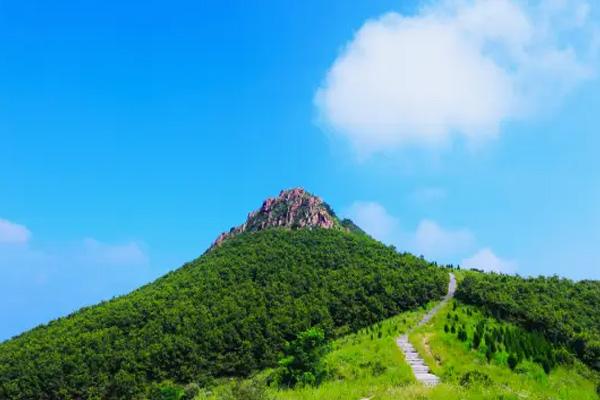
[
  {"left": 0, "top": 189, "right": 448, "bottom": 400},
  {"left": 456, "top": 272, "right": 600, "bottom": 371}
]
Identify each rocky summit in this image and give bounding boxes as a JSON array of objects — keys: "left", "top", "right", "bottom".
[{"left": 210, "top": 188, "right": 343, "bottom": 249}]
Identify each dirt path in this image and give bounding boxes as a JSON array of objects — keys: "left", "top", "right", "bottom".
[{"left": 396, "top": 273, "right": 456, "bottom": 386}]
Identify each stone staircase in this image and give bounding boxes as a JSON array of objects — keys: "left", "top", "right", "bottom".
[
  {"left": 395, "top": 273, "right": 456, "bottom": 386},
  {"left": 396, "top": 335, "right": 440, "bottom": 386}
]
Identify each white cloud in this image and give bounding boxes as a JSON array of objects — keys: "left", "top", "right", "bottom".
[
  {"left": 344, "top": 201, "right": 398, "bottom": 241},
  {"left": 0, "top": 218, "right": 31, "bottom": 244},
  {"left": 316, "top": 0, "right": 596, "bottom": 156},
  {"left": 82, "top": 238, "right": 148, "bottom": 266},
  {"left": 412, "top": 219, "right": 474, "bottom": 260},
  {"left": 462, "top": 247, "right": 517, "bottom": 273},
  {"left": 343, "top": 201, "right": 518, "bottom": 272},
  {"left": 343, "top": 201, "right": 475, "bottom": 262}
]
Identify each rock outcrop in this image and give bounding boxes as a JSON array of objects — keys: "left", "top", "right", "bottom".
[{"left": 210, "top": 188, "right": 343, "bottom": 249}]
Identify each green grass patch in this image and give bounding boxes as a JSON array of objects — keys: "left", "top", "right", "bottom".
[
  {"left": 410, "top": 300, "right": 599, "bottom": 400},
  {"left": 196, "top": 297, "right": 599, "bottom": 400}
]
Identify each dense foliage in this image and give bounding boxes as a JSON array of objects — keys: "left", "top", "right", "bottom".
[
  {"left": 276, "top": 328, "right": 328, "bottom": 388},
  {"left": 456, "top": 272, "right": 600, "bottom": 371},
  {"left": 0, "top": 228, "right": 447, "bottom": 400}
]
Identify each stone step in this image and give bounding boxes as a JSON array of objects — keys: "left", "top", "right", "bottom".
[
  {"left": 394, "top": 273, "right": 455, "bottom": 387},
  {"left": 415, "top": 373, "right": 440, "bottom": 385},
  {"left": 408, "top": 361, "right": 426, "bottom": 367}
]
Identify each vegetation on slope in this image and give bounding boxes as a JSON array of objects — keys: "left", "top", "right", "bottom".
[
  {"left": 198, "top": 300, "right": 599, "bottom": 400},
  {"left": 0, "top": 228, "right": 448, "bottom": 400},
  {"left": 455, "top": 272, "right": 600, "bottom": 371},
  {"left": 409, "top": 300, "right": 599, "bottom": 399},
  {"left": 196, "top": 307, "right": 425, "bottom": 399}
]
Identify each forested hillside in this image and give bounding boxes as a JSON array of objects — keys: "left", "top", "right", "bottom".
[
  {"left": 456, "top": 272, "right": 600, "bottom": 371},
  {"left": 0, "top": 228, "right": 448, "bottom": 400}
]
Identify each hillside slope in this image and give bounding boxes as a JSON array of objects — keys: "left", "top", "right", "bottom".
[
  {"left": 456, "top": 272, "right": 600, "bottom": 371},
  {"left": 0, "top": 190, "right": 448, "bottom": 400},
  {"left": 199, "top": 299, "right": 599, "bottom": 400}
]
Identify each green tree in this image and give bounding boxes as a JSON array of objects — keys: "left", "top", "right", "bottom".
[
  {"left": 473, "top": 331, "right": 481, "bottom": 349},
  {"left": 148, "top": 380, "right": 184, "bottom": 400},
  {"left": 507, "top": 353, "right": 518, "bottom": 370},
  {"left": 277, "top": 328, "right": 328, "bottom": 388}
]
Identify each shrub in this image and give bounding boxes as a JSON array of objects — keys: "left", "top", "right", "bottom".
[
  {"left": 459, "top": 371, "right": 492, "bottom": 387},
  {"left": 148, "top": 380, "right": 184, "bottom": 400},
  {"left": 182, "top": 383, "right": 200, "bottom": 400},
  {"left": 473, "top": 331, "right": 481, "bottom": 349},
  {"left": 277, "top": 328, "right": 328, "bottom": 388},
  {"left": 554, "top": 348, "right": 575, "bottom": 365},
  {"left": 371, "top": 361, "right": 387, "bottom": 376},
  {"left": 485, "top": 348, "right": 493, "bottom": 362},
  {"left": 221, "top": 378, "right": 270, "bottom": 400},
  {"left": 508, "top": 353, "right": 518, "bottom": 370}
]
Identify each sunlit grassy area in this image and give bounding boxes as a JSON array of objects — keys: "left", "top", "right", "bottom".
[
  {"left": 271, "top": 307, "right": 424, "bottom": 400},
  {"left": 196, "top": 296, "right": 599, "bottom": 400},
  {"left": 196, "top": 306, "right": 429, "bottom": 399},
  {"left": 410, "top": 300, "right": 599, "bottom": 400}
]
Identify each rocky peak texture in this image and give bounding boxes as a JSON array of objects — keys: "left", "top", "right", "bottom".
[{"left": 210, "top": 188, "right": 344, "bottom": 249}]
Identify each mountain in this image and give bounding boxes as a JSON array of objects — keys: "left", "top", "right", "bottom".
[
  {"left": 210, "top": 188, "right": 361, "bottom": 249},
  {"left": 0, "top": 189, "right": 448, "bottom": 400}
]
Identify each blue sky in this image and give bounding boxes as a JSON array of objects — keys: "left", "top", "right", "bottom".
[{"left": 1, "top": 0, "right": 599, "bottom": 341}]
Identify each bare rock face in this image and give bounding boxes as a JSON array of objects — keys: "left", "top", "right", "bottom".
[{"left": 210, "top": 188, "right": 342, "bottom": 249}]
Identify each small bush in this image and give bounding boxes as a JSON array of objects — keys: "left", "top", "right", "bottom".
[
  {"left": 554, "top": 348, "right": 575, "bottom": 365},
  {"left": 147, "top": 380, "right": 184, "bottom": 400},
  {"left": 221, "top": 379, "right": 271, "bottom": 400},
  {"left": 459, "top": 371, "right": 492, "bottom": 387},
  {"left": 485, "top": 348, "right": 493, "bottom": 362},
  {"left": 473, "top": 331, "right": 481, "bottom": 349},
  {"left": 371, "top": 361, "right": 387, "bottom": 376},
  {"left": 508, "top": 353, "right": 518, "bottom": 370},
  {"left": 182, "top": 383, "right": 200, "bottom": 400}
]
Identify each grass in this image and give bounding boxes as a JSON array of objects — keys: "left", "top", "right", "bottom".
[
  {"left": 195, "top": 305, "right": 430, "bottom": 399},
  {"left": 409, "top": 300, "right": 599, "bottom": 400},
  {"left": 271, "top": 306, "right": 426, "bottom": 400},
  {"left": 196, "top": 295, "right": 599, "bottom": 400}
]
